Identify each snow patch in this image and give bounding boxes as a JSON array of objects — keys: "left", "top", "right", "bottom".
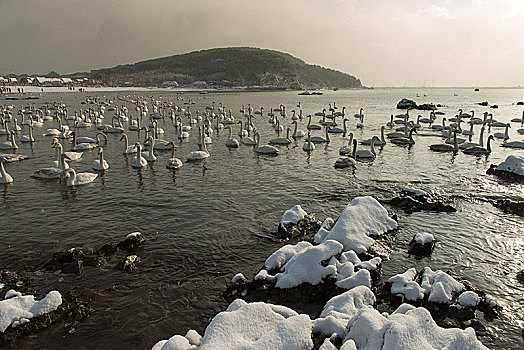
[
  {"left": 265, "top": 241, "right": 312, "bottom": 271},
  {"left": 413, "top": 232, "right": 434, "bottom": 245}
]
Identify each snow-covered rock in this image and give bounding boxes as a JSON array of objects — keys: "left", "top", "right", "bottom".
[
  {"left": 343, "top": 304, "right": 488, "bottom": 349},
  {"left": 312, "top": 286, "right": 375, "bottom": 337},
  {"left": 280, "top": 205, "right": 307, "bottom": 226},
  {"left": 457, "top": 291, "right": 480, "bottom": 308},
  {"left": 421, "top": 267, "right": 465, "bottom": 303},
  {"left": 388, "top": 268, "right": 425, "bottom": 301},
  {"left": 231, "top": 273, "right": 247, "bottom": 285},
  {"left": 413, "top": 232, "right": 434, "bottom": 245},
  {"left": 275, "top": 240, "right": 342, "bottom": 289},
  {"left": 265, "top": 241, "right": 312, "bottom": 271},
  {"left": 0, "top": 290, "right": 62, "bottom": 332},
  {"left": 314, "top": 197, "right": 397, "bottom": 254},
  {"left": 152, "top": 299, "right": 313, "bottom": 350},
  {"left": 496, "top": 155, "right": 524, "bottom": 177}
]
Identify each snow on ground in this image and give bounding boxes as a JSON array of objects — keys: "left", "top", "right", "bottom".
[
  {"left": 342, "top": 304, "right": 489, "bottom": 350},
  {"left": 314, "top": 196, "right": 397, "bottom": 254},
  {"left": 152, "top": 299, "right": 313, "bottom": 350},
  {"left": 312, "top": 286, "right": 376, "bottom": 337},
  {"left": 0, "top": 290, "right": 62, "bottom": 332},
  {"left": 496, "top": 155, "right": 524, "bottom": 176},
  {"left": 279, "top": 205, "right": 307, "bottom": 226}
]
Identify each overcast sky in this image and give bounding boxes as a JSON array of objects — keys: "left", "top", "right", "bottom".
[{"left": 1, "top": 0, "right": 522, "bottom": 87}]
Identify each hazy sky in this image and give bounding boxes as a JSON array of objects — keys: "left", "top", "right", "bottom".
[{"left": 1, "top": 0, "right": 523, "bottom": 87}]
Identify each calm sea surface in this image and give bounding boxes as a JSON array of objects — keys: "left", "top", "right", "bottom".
[{"left": 1, "top": 88, "right": 523, "bottom": 349}]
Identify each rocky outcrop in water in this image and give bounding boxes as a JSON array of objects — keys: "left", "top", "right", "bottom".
[
  {"left": 385, "top": 188, "right": 456, "bottom": 213},
  {"left": 396, "top": 98, "right": 437, "bottom": 110},
  {"left": 408, "top": 232, "right": 436, "bottom": 256},
  {"left": 492, "top": 199, "right": 524, "bottom": 217},
  {"left": 0, "top": 270, "right": 91, "bottom": 347},
  {"left": 487, "top": 164, "right": 524, "bottom": 182},
  {"left": 44, "top": 233, "right": 145, "bottom": 274},
  {"left": 276, "top": 214, "right": 321, "bottom": 239}
]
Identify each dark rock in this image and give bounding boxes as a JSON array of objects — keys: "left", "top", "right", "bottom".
[
  {"left": 492, "top": 199, "right": 524, "bottom": 216},
  {"left": 276, "top": 214, "right": 321, "bottom": 239},
  {"left": 486, "top": 164, "right": 524, "bottom": 182},
  {"left": 477, "top": 101, "right": 489, "bottom": 106},
  {"left": 408, "top": 236, "right": 436, "bottom": 256},
  {"left": 121, "top": 255, "right": 140, "bottom": 272},
  {"left": 517, "top": 101, "right": 524, "bottom": 106},
  {"left": 491, "top": 105, "right": 499, "bottom": 108},
  {"left": 387, "top": 196, "right": 456, "bottom": 214},
  {"left": 44, "top": 234, "right": 145, "bottom": 274},
  {"left": 417, "top": 103, "right": 437, "bottom": 111},
  {"left": 517, "top": 270, "right": 524, "bottom": 284},
  {"left": 397, "top": 98, "right": 417, "bottom": 109}
]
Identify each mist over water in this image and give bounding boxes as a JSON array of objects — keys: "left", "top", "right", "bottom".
[{"left": 1, "top": 88, "right": 523, "bottom": 349}]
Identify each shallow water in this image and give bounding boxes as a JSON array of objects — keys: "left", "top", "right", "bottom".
[{"left": 1, "top": 88, "right": 523, "bottom": 349}]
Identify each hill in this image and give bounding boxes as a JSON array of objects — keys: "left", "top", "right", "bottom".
[{"left": 88, "top": 47, "right": 363, "bottom": 89}]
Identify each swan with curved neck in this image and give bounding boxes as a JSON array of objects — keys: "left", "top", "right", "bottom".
[
  {"left": 131, "top": 143, "right": 148, "bottom": 168},
  {"left": 356, "top": 136, "right": 378, "bottom": 160},
  {"left": 0, "top": 157, "right": 13, "bottom": 183},
  {"left": 120, "top": 134, "right": 137, "bottom": 154},
  {"left": 143, "top": 136, "right": 157, "bottom": 162},
  {"left": 303, "top": 131, "right": 315, "bottom": 152},
  {"left": 20, "top": 123, "right": 34, "bottom": 143},
  {"left": 430, "top": 129, "right": 459, "bottom": 152},
  {"left": 0, "top": 131, "right": 18, "bottom": 150},
  {"left": 463, "top": 135, "right": 494, "bottom": 154},
  {"left": 61, "top": 168, "right": 98, "bottom": 186},
  {"left": 166, "top": 141, "right": 183, "bottom": 169},
  {"left": 186, "top": 127, "right": 210, "bottom": 161},
  {"left": 225, "top": 125, "right": 240, "bottom": 148},
  {"left": 334, "top": 139, "right": 357, "bottom": 168},
  {"left": 255, "top": 132, "right": 279, "bottom": 154},
  {"left": 391, "top": 128, "right": 416, "bottom": 145},
  {"left": 307, "top": 115, "right": 321, "bottom": 130},
  {"left": 339, "top": 133, "right": 354, "bottom": 155},
  {"left": 310, "top": 127, "right": 330, "bottom": 143},
  {"left": 328, "top": 118, "right": 347, "bottom": 133},
  {"left": 292, "top": 120, "right": 305, "bottom": 138},
  {"left": 92, "top": 147, "right": 109, "bottom": 170}
]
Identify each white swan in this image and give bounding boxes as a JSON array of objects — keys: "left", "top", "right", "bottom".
[
  {"left": 186, "top": 127, "right": 210, "bottom": 161},
  {"left": 20, "top": 124, "right": 35, "bottom": 143},
  {"left": 269, "top": 127, "right": 291, "bottom": 145},
  {"left": 493, "top": 123, "right": 510, "bottom": 139},
  {"left": 303, "top": 132, "right": 315, "bottom": 152},
  {"left": 307, "top": 115, "right": 322, "bottom": 130},
  {"left": 463, "top": 135, "right": 495, "bottom": 155},
  {"left": 310, "top": 127, "right": 330, "bottom": 143},
  {"left": 391, "top": 128, "right": 416, "bottom": 145},
  {"left": 142, "top": 137, "right": 157, "bottom": 162},
  {"left": 361, "top": 126, "right": 386, "bottom": 146},
  {"left": 52, "top": 140, "right": 82, "bottom": 162},
  {"left": 241, "top": 129, "right": 257, "bottom": 146},
  {"left": 32, "top": 153, "right": 69, "bottom": 179},
  {"left": 166, "top": 141, "right": 183, "bottom": 169},
  {"left": 430, "top": 130, "right": 459, "bottom": 152},
  {"left": 255, "top": 132, "right": 279, "bottom": 155},
  {"left": 339, "top": 133, "right": 354, "bottom": 155},
  {"left": 43, "top": 117, "right": 63, "bottom": 137},
  {"left": 0, "top": 131, "right": 18, "bottom": 150},
  {"left": 511, "top": 111, "right": 524, "bottom": 124},
  {"left": 356, "top": 136, "right": 378, "bottom": 161},
  {"left": 120, "top": 134, "right": 137, "bottom": 154},
  {"left": 0, "top": 156, "right": 13, "bottom": 183},
  {"left": 460, "top": 126, "right": 485, "bottom": 150},
  {"left": 92, "top": 147, "right": 109, "bottom": 170},
  {"left": 501, "top": 140, "right": 524, "bottom": 149},
  {"left": 225, "top": 126, "right": 240, "bottom": 148},
  {"left": 328, "top": 118, "right": 347, "bottom": 134},
  {"left": 61, "top": 168, "right": 98, "bottom": 186},
  {"left": 335, "top": 139, "right": 357, "bottom": 168},
  {"left": 131, "top": 143, "right": 148, "bottom": 168},
  {"left": 291, "top": 121, "right": 305, "bottom": 138}
]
